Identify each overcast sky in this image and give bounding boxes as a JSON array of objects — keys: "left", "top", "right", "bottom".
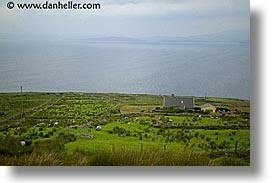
[{"left": 0, "top": 0, "right": 250, "bottom": 40}]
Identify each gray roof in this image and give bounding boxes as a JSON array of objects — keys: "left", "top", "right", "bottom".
[
  {"left": 201, "top": 103, "right": 216, "bottom": 108},
  {"left": 164, "top": 97, "right": 194, "bottom": 109}
]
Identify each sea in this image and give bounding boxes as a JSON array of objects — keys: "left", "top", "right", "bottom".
[{"left": 0, "top": 40, "right": 250, "bottom": 100}]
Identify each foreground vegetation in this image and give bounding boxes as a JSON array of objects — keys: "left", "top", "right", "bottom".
[{"left": 0, "top": 92, "right": 250, "bottom": 166}]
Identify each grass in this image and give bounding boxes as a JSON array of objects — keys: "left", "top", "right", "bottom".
[
  {"left": 0, "top": 145, "right": 250, "bottom": 166},
  {"left": 0, "top": 92, "right": 250, "bottom": 166},
  {"left": 120, "top": 105, "right": 161, "bottom": 113},
  {"left": 0, "top": 147, "right": 248, "bottom": 166}
]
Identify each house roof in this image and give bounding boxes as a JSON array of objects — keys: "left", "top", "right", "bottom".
[
  {"left": 164, "top": 97, "right": 194, "bottom": 109},
  {"left": 201, "top": 103, "right": 216, "bottom": 108}
]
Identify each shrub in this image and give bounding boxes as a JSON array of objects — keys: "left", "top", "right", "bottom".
[
  {"left": 113, "top": 127, "right": 119, "bottom": 133},
  {"left": 126, "top": 133, "right": 130, "bottom": 136},
  {"left": 0, "top": 137, "right": 33, "bottom": 156},
  {"left": 43, "top": 134, "right": 50, "bottom": 138},
  {"left": 59, "top": 132, "right": 64, "bottom": 136},
  {"left": 118, "top": 128, "right": 126, "bottom": 135},
  {"left": 218, "top": 141, "right": 227, "bottom": 149},
  {"left": 210, "top": 141, "right": 217, "bottom": 151},
  {"left": 106, "top": 130, "right": 113, "bottom": 134},
  {"left": 25, "top": 140, "right": 32, "bottom": 146},
  {"left": 58, "top": 133, "right": 76, "bottom": 143}
]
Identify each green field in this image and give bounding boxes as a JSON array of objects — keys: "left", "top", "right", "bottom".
[{"left": 0, "top": 92, "right": 250, "bottom": 166}]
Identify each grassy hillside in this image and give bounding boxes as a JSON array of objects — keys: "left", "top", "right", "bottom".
[{"left": 0, "top": 92, "right": 250, "bottom": 166}]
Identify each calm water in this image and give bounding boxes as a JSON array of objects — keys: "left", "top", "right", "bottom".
[{"left": 0, "top": 40, "right": 250, "bottom": 100}]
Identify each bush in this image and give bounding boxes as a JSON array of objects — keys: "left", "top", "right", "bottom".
[
  {"left": 113, "top": 127, "right": 119, "bottom": 133},
  {"left": 200, "top": 134, "right": 205, "bottom": 139},
  {"left": 0, "top": 137, "right": 33, "bottom": 156},
  {"left": 118, "top": 128, "right": 126, "bottom": 135},
  {"left": 25, "top": 140, "right": 32, "bottom": 146},
  {"left": 58, "top": 133, "right": 76, "bottom": 143},
  {"left": 43, "top": 134, "right": 50, "bottom": 138},
  {"left": 210, "top": 141, "right": 217, "bottom": 151},
  {"left": 218, "top": 141, "right": 227, "bottom": 149}
]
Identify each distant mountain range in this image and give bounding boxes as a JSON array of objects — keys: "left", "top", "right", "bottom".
[
  {"left": 78, "top": 36, "right": 146, "bottom": 43},
  {"left": 0, "top": 30, "right": 250, "bottom": 44},
  {"left": 76, "top": 30, "right": 250, "bottom": 44}
]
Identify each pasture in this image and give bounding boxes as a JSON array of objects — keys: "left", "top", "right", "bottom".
[{"left": 0, "top": 92, "right": 250, "bottom": 166}]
